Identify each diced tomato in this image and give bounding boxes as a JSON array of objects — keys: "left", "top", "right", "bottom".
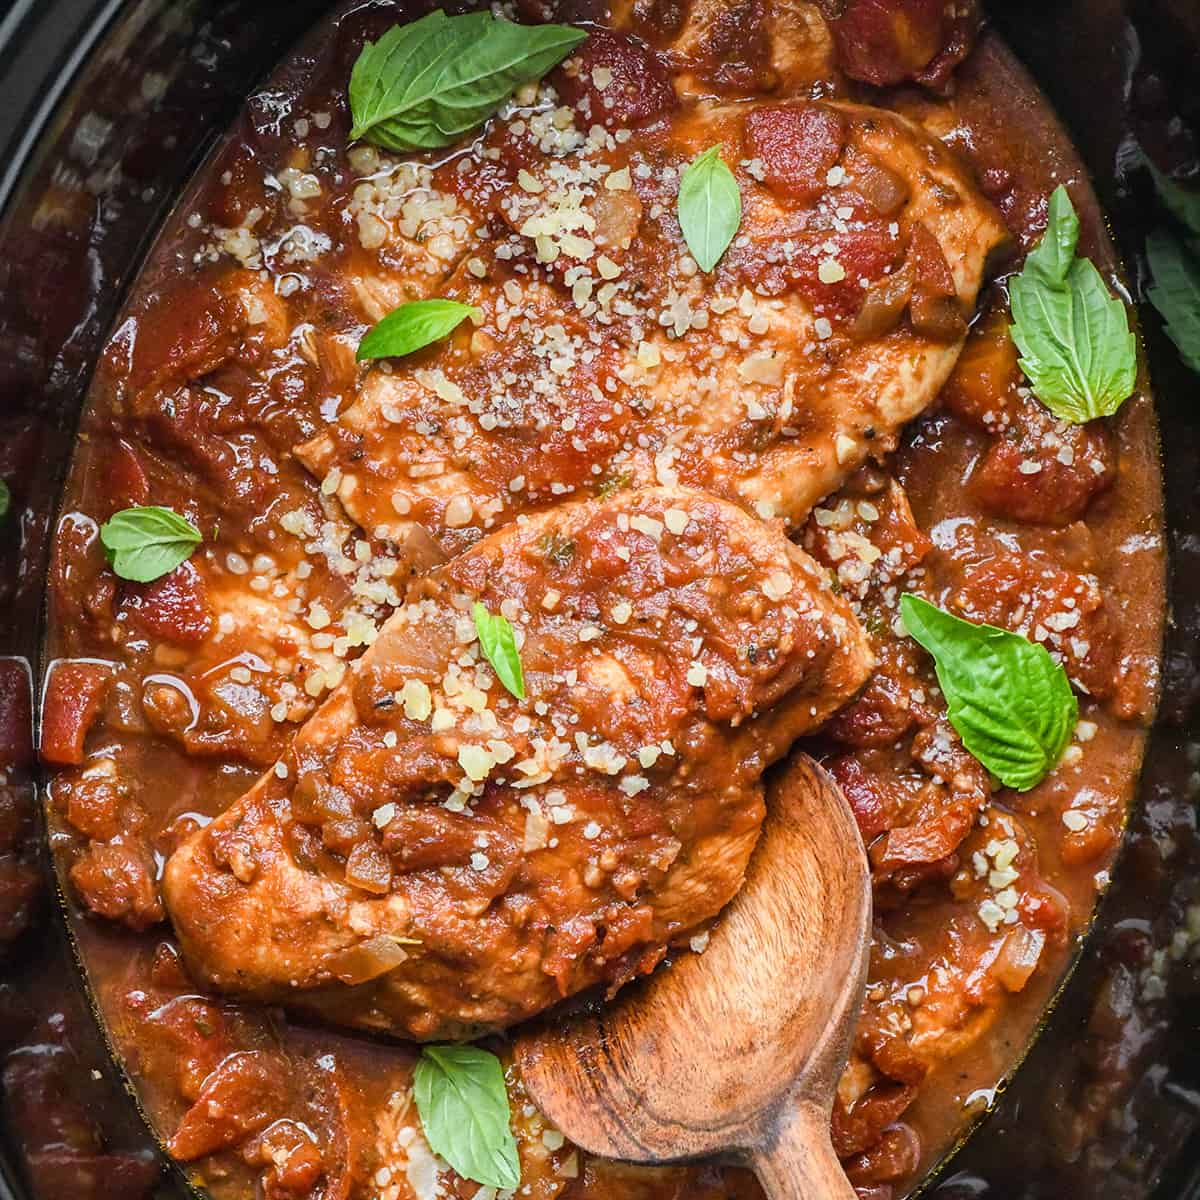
[
  {"left": 830, "top": 0, "right": 981, "bottom": 90},
  {"left": 1018, "top": 883, "right": 1070, "bottom": 934},
  {"left": 40, "top": 661, "right": 113, "bottom": 767},
  {"left": 116, "top": 283, "right": 245, "bottom": 402},
  {"left": 120, "top": 561, "right": 214, "bottom": 644},
  {"left": 244, "top": 1119, "right": 325, "bottom": 1199},
  {"left": 124, "top": 990, "right": 233, "bottom": 1100},
  {"left": 63, "top": 775, "right": 122, "bottom": 841},
  {"left": 843, "top": 1123, "right": 922, "bottom": 1186},
  {"left": 819, "top": 218, "right": 902, "bottom": 318},
  {"left": 877, "top": 802, "right": 974, "bottom": 869},
  {"left": 741, "top": 205, "right": 901, "bottom": 318},
  {"left": 826, "top": 674, "right": 920, "bottom": 749},
  {"left": 971, "top": 418, "right": 1115, "bottom": 526},
  {"left": 745, "top": 103, "right": 848, "bottom": 203},
  {"left": 94, "top": 438, "right": 150, "bottom": 516},
  {"left": 168, "top": 1051, "right": 287, "bottom": 1161},
  {"left": 552, "top": 29, "right": 677, "bottom": 130},
  {"left": 69, "top": 841, "right": 163, "bottom": 929},
  {"left": 828, "top": 754, "right": 902, "bottom": 843},
  {"left": 949, "top": 555, "right": 1117, "bottom": 698},
  {"left": 832, "top": 1082, "right": 918, "bottom": 1157}
]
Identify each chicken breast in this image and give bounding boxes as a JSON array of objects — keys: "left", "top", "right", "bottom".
[
  {"left": 163, "top": 488, "right": 871, "bottom": 1039},
  {"left": 296, "top": 83, "right": 1007, "bottom": 556}
]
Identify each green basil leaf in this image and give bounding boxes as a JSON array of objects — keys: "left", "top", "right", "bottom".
[
  {"left": 0, "top": 479, "right": 9, "bottom": 520},
  {"left": 1148, "top": 160, "right": 1200, "bottom": 244},
  {"left": 99, "top": 506, "right": 202, "bottom": 583},
  {"left": 473, "top": 603, "right": 525, "bottom": 700},
  {"left": 1008, "top": 185, "right": 1137, "bottom": 423},
  {"left": 413, "top": 1044, "right": 520, "bottom": 1190},
  {"left": 1146, "top": 229, "right": 1200, "bottom": 375},
  {"left": 357, "top": 298, "right": 479, "bottom": 362},
  {"left": 349, "top": 11, "right": 585, "bottom": 152},
  {"left": 900, "top": 594, "right": 1077, "bottom": 792},
  {"left": 1022, "top": 184, "right": 1078, "bottom": 286},
  {"left": 677, "top": 144, "right": 742, "bottom": 273}
]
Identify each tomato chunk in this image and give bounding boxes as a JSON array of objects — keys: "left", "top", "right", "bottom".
[
  {"left": 971, "top": 415, "right": 1115, "bottom": 526},
  {"left": 552, "top": 29, "right": 676, "bottom": 130},
  {"left": 831, "top": 0, "right": 982, "bottom": 90},
  {"left": 745, "top": 103, "right": 848, "bottom": 203},
  {"left": 168, "top": 1051, "right": 287, "bottom": 1161},
  {"left": 40, "top": 661, "right": 113, "bottom": 766},
  {"left": 120, "top": 561, "right": 214, "bottom": 644}
]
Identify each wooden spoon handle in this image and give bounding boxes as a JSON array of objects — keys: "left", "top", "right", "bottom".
[{"left": 750, "top": 1101, "right": 857, "bottom": 1200}]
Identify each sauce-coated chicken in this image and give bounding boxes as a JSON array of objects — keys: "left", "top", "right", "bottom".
[{"left": 164, "top": 488, "right": 871, "bottom": 1039}]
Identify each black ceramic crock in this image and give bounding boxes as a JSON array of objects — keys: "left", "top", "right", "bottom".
[{"left": 0, "top": 3, "right": 1197, "bottom": 1198}]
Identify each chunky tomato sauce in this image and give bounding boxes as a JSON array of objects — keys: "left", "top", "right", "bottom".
[{"left": 38, "top": 2, "right": 1164, "bottom": 1199}]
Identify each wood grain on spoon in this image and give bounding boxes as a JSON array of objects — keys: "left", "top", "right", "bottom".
[{"left": 516, "top": 753, "right": 871, "bottom": 1199}]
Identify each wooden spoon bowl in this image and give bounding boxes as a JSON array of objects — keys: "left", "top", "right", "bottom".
[{"left": 515, "top": 752, "right": 872, "bottom": 1199}]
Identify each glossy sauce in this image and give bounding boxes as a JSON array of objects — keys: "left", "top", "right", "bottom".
[{"left": 36, "top": 4, "right": 1165, "bottom": 1199}]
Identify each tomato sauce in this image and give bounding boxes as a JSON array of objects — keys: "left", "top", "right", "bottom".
[{"left": 33, "top": 3, "right": 1164, "bottom": 1199}]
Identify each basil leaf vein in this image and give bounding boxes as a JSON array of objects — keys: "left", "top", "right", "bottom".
[
  {"left": 99, "top": 506, "right": 202, "bottom": 583},
  {"left": 357, "top": 298, "right": 479, "bottom": 362},
  {"left": 413, "top": 1044, "right": 520, "bottom": 1190},
  {"left": 473, "top": 603, "right": 526, "bottom": 700},
  {"left": 349, "top": 11, "right": 585, "bottom": 152},
  {"left": 677, "top": 144, "right": 742, "bottom": 273},
  {"left": 1146, "top": 229, "right": 1200, "bottom": 375},
  {"left": 1008, "top": 185, "right": 1136, "bottom": 423},
  {"left": 900, "top": 594, "right": 1077, "bottom": 792}
]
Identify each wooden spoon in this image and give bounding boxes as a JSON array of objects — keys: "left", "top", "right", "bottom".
[{"left": 515, "top": 752, "right": 872, "bottom": 1199}]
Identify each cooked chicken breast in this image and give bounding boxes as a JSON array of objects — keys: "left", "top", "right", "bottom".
[
  {"left": 296, "top": 85, "right": 1007, "bottom": 556},
  {"left": 164, "top": 488, "right": 871, "bottom": 1039}
]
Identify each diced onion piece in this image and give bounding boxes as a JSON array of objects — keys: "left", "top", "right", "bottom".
[
  {"left": 993, "top": 924, "right": 1046, "bottom": 993},
  {"left": 855, "top": 159, "right": 910, "bottom": 216},
  {"left": 324, "top": 934, "right": 410, "bottom": 985},
  {"left": 344, "top": 841, "right": 392, "bottom": 895},
  {"left": 851, "top": 273, "right": 912, "bottom": 341}
]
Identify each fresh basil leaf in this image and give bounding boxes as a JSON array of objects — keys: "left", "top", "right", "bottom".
[
  {"left": 357, "top": 298, "right": 479, "bottom": 362},
  {"left": 1148, "top": 160, "right": 1200, "bottom": 244},
  {"left": 99, "top": 506, "right": 202, "bottom": 583},
  {"left": 473, "top": 602, "right": 526, "bottom": 700},
  {"left": 349, "top": 11, "right": 586, "bottom": 152},
  {"left": 413, "top": 1044, "right": 520, "bottom": 1190},
  {"left": 677, "top": 144, "right": 742, "bottom": 273},
  {"left": 0, "top": 479, "right": 9, "bottom": 520},
  {"left": 1147, "top": 229, "right": 1200, "bottom": 375},
  {"left": 900, "top": 594, "right": 1077, "bottom": 792},
  {"left": 1022, "top": 184, "right": 1078, "bottom": 286},
  {"left": 1008, "top": 185, "right": 1137, "bottom": 423}
]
